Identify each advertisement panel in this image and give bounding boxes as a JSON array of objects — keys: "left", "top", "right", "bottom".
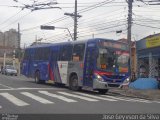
[{"left": 146, "top": 35, "right": 160, "bottom": 48}]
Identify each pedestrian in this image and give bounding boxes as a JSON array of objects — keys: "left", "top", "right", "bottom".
[{"left": 139, "top": 65, "right": 147, "bottom": 78}]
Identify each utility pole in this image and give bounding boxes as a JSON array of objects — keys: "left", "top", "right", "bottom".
[
  {"left": 64, "top": 0, "right": 82, "bottom": 41},
  {"left": 13, "top": 50, "right": 16, "bottom": 68},
  {"left": 74, "top": 0, "right": 78, "bottom": 41},
  {"left": 17, "top": 23, "right": 21, "bottom": 75},
  {"left": 92, "top": 33, "right": 94, "bottom": 39},
  {"left": 3, "top": 33, "right": 6, "bottom": 68},
  {"left": 18, "top": 23, "right": 21, "bottom": 49},
  {"left": 127, "top": 0, "right": 133, "bottom": 81}
]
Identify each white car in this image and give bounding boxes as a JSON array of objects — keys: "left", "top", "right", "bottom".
[{"left": 2, "top": 65, "right": 18, "bottom": 76}]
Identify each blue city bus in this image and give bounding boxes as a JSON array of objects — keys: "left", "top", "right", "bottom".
[{"left": 21, "top": 38, "right": 129, "bottom": 94}]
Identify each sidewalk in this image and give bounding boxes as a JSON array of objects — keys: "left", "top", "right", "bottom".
[{"left": 110, "top": 88, "right": 160, "bottom": 101}]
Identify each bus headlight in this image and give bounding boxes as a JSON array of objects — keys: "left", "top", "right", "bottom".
[
  {"left": 94, "top": 73, "right": 105, "bottom": 82},
  {"left": 126, "top": 78, "right": 130, "bottom": 82},
  {"left": 123, "top": 77, "right": 130, "bottom": 83}
]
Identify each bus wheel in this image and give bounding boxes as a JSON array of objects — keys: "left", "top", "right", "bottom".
[
  {"left": 98, "top": 89, "right": 108, "bottom": 94},
  {"left": 69, "top": 75, "right": 80, "bottom": 91},
  {"left": 35, "top": 71, "right": 40, "bottom": 84}
]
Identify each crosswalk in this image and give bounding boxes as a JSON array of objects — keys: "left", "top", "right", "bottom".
[
  {"left": 0, "top": 92, "right": 29, "bottom": 106},
  {"left": 0, "top": 91, "right": 159, "bottom": 109},
  {"left": 21, "top": 92, "right": 54, "bottom": 104}
]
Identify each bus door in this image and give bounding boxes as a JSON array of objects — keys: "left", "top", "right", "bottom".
[
  {"left": 50, "top": 46, "right": 61, "bottom": 82},
  {"left": 83, "top": 43, "right": 97, "bottom": 87}
]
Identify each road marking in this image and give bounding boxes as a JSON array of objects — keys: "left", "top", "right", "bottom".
[
  {"left": 101, "top": 95, "right": 152, "bottom": 103},
  {"left": 21, "top": 92, "right": 54, "bottom": 104},
  {"left": 152, "top": 100, "right": 160, "bottom": 104},
  {"left": 17, "top": 88, "right": 62, "bottom": 90},
  {"left": 8, "top": 76, "right": 28, "bottom": 81},
  {"left": 0, "top": 83, "right": 14, "bottom": 89},
  {"left": 74, "top": 92, "right": 117, "bottom": 101},
  {"left": 58, "top": 92, "right": 99, "bottom": 102},
  {"left": 39, "top": 91, "right": 77, "bottom": 103},
  {"left": 114, "top": 96, "right": 152, "bottom": 103},
  {"left": 0, "top": 88, "right": 63, "bottom": 91},
  {"left": 127, "top": 97, "right": 160, "bottom": 104},
  {"left": 0, "top": 93, "right": 29, "bottom": 106},
  {"left": 0, "top": 105, "right": 2, "bottom": 109}
]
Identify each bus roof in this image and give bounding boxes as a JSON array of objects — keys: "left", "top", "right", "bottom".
[{"left": 26, "top": 38, "right": 127, "bottom": 49}]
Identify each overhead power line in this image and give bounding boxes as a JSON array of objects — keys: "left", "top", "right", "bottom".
[
  {"left": 0, "top": 9, "right": 22, "bottom": 27},
  {"left": 12, "top": 0, "right": 61, "bottom": 11},
  {"left": 21, "top": 0, "right": 120, "bottom": 32},
  {"left": 1, "top": 11, "right": 32, "bottom": 30},
  {"left": 78, "top": 0, "right": 116, "bottom": 13},
  {"left": 134, "top": 23, "right": 160, "bottom": 29}
]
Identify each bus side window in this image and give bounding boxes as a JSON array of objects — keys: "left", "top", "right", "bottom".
[
  {"left": 72, "top": 43, "right": 85, "bottom": 62},
  {"left": 59, "top": 44, "right": 73, "bottom": 61}
]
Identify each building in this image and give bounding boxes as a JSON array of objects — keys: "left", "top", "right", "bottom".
[
  {"left": 0, "top": 29, "right": 19, "bottom": 67},
  {"left": 4, "top": 29, "right": 19, "bottom": 48},
  {"left": 136, "top": 33, "right": 160, "bottom": 79},
  {"left": 0, "top": 29, "right": 19, "bottom": 48}
]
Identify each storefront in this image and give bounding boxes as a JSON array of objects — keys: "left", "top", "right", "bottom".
[{"left": 136, "top": 33, "right": 160, "bottom": 79}]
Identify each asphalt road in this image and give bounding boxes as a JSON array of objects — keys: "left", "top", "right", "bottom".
[{"left": 0, "top": 74, "right": 160, "bottom": 114}]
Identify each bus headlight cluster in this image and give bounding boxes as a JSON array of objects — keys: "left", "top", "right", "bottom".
[
  {"left": 123, "top": 78, "right": 130, "bottom": 83},
  {"left": 126, "top": 78, "right": 130, "bottom": 82},
  {"left": 94, "top": 73, "right": 105, "bottom": 82}
]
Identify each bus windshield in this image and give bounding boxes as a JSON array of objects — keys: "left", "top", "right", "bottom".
[{"left": 97, "top": 47, "right": 129, "bottom": 73}]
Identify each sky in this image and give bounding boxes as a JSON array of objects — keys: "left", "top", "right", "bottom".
[{"left": 0, "top": 0, "right": 160, "bottom": 47}]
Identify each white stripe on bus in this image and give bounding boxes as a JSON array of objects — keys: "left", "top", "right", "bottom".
[
  {"left": 0, "top": 93, "right": 29, "bottom": 106},
  {"left": 74, "top": 92, "right": 117, "bottom": 101},
  {"left": 57, "top": 92, "right": 99, "bottom": 102},
  {"left": 21, "top": 92, "right": 54, "bottom": 104},
  {"left": 39, "top": 91, "right": 77, "bottom": 103}
]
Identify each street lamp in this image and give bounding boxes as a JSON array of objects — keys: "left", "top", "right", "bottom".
[{"left": 40, "top": 25, "right": 73, "bottom": 41}]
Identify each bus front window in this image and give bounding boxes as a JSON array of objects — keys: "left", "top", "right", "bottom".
[{"left": 97, "top": 48, "right": 116, "bottom": 71}]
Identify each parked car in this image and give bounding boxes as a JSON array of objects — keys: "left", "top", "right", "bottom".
[{"left": 2, "top": 65, "right": 17, "bottom": 76}]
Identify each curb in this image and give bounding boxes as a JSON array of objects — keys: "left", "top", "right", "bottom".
[{"left": 109, "top": 89, "right": 160, "bottom": 101}]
